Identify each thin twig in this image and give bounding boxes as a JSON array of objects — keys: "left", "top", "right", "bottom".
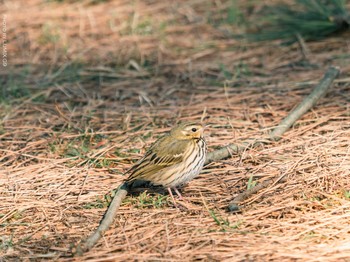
[
  {"left": 205, "top": 140, "right": 267, "bottom": 164},
  {"left": 228, "top": 179, "right": 273, "bottom": 212},
  {"left": 205, "top": 142, "right": 242, "bottom": 165},
  {"left": 269, "top": 66, "right": 340, "bottom": 140},
  {"left": 75, "top": 183, "right": 128, "bottom": 255},
  {"left": 206, "top": 66, "right": 340, "bottom": 164},
  {"left": 227, "top": 66, "right": 340, "bottom": 210}
]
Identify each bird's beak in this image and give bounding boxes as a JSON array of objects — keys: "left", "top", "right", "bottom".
[{"left": 199, "top": 124, "right": 209, "bottom": 137}]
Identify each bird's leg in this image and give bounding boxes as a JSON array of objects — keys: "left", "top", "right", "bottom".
[
  {"left": 168, "top": 188, "right": 192, "bottom": 209},
  {"left": 173, "top": 187, "right": 195, "bottom": 210},
  {"left": 167, "top": 187, "right": 178, "bottom": 208},
  {"left": 174, "top": 187, "right": 184, "bottom": 201}
]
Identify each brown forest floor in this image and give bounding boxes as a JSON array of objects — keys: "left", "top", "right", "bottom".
[{"left": 1, "top": 0, "right": 350, "bottom": 261}]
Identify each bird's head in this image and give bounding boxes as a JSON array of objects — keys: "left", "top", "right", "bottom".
[{"left": 170, "top": 122, "right": 205, "bottom": 140}]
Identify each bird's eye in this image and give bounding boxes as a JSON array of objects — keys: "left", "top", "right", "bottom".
[{"left": 191, "top": 128, "right": 197, "bottom": 132}]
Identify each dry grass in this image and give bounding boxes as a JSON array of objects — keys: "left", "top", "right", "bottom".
[{"left": 1, "top": 0, "right": 350, "bottom": 261}]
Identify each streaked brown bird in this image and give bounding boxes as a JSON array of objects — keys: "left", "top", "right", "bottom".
[{"left": 125, "top": 122, "right": 207, "bottom": 205}]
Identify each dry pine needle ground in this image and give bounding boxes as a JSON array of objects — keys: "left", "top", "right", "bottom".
[{"left": 1, "top": 0, "right": 350, "bottom": 261}]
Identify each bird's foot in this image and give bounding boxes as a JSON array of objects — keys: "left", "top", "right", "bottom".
[{"left": 167, "top": 187, "right": 195, "bottom": 210}]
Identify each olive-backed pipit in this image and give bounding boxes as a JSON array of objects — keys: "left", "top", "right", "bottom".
[{"left": 126, "top": 122, "right": 207, "bottom": 205}]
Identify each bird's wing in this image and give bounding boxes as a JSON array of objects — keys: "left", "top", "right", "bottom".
[{"left": 126, "top": 135, "right": 188, "bottom": 182}]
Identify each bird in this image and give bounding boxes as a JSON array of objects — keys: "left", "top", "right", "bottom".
[
  {"left": 125, "top": 122, "right": 207, "bottom": 206},
  {"left": 75, "top": 123, "right": 206, "bottom": 252}
]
